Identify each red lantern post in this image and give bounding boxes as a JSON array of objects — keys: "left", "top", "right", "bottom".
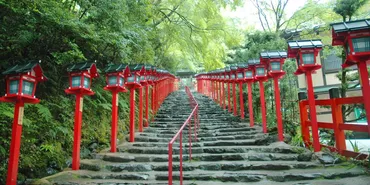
[
  {"left": 230, "top": 65, "right": 238, "bottom": 116},
  {"left": 65, "top": 62, "right": 99, "bottom": 170},
  {"left": 225, "top": 67, "right": 232, "bottom": 112},
  {"left": 103, "top": 64, "right": 131, "bottom": 152},
  {"left": 236, "top": 63, "right": 248, "bottom": 119},
  {"left": 261, "top": 51, "right": 287, "bottom": 141},
  {"left": 331, "top": 19, "right": 370, "bottom": 136},
  {"left": 1, "top": 62, "right": 47, "bottom": 185},
  {"left": 252, "top": 60, "right": 268, "bottom": 133},
  {"left": 126, "top": 65, "right": 144, "bottom": 142},
  {"left": 145, "top": 66, "right": 156, "bottom": 127},
  {"left": 288, "top": 40, "right": 323, "bottom": 151},
  {"left": 246, "top": 60, "right": 257, "bottom": 127}
]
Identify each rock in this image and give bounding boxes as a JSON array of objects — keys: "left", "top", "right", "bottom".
[
  {"left": 297, "top": 151, "right": 313, "bottom": 161},
  {"left": 314, "top": 151, "right": 335, "bottom": 164},
  {"left": 248, "top": 153, "right": 272, "bottom": 161}
]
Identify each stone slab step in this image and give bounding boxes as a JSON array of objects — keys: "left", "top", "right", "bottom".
[
  {"left": 98, "top": 152, "right": 299, "bottom": 163},
  {"left": 79, "top": 159, "right": 322, "bottom": 173},
  {"left": 155, "top": 167, "right": 367, "bottom": 182},
  {"left": 120, "top": 145, "right": 300, "bottom": 155}
]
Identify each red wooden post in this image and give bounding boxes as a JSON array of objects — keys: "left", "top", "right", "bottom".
[
  {"left": 222, "top": 82, "right": 226, "bottom": 109},
  {"left": 145, "top": 85, "right": 149, "bottom": 127},
  {"left": 273, "top": 77, "right": 284, "bottom": 141},
  {"left": 306, "top": 71, "right": 320, "bottom": 152},
  {"left": 110, "top": 92, "right": 118, "bottom": 152},
  {"left": 232, "top": 82, "right": 237, "bottom": 116},
  {"left": 151, "top": 84, "right": 155, "bottom": 120},
  {"left": 129, "top": 88, "right": 136, "bottom": 142},
  {"left": 139, "top": 87, "right": 143, "bottom": 132},
  {"left": 331, "top": 98, "right": 346, "bottom": 151},
  {"left": 299, "top": 101, "right": 310, "bottom": 147},
  {"left": 358, "top": 62, "right": 370, "bottom": 135},
  {"left": 228, "top": 82, "right": 231, "bottom": 112},
  {"left": 216, "top": 81, "right": 219, "bottom": 103},
  {"left": 259, "top": 81, "right": 267, "bottom": 133},
  {"left": 247, "top": 82, "right": 254, "bottom": 127},
  {"left": 72, "top": 94, "right": 83, "bottom": 170},
  {"left": 239, "top": 82, "right": 245, "bottom": 119},
  {"left": 6, "top": 101, "right": 24, "bottom": 185}
]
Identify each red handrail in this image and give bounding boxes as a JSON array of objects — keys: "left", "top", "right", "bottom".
[
  {"left": 299, "top": 95, "right": 369, "bottom": 160},
  {"left": 168, "top": 86, "right": 199, "bottom": 185}
]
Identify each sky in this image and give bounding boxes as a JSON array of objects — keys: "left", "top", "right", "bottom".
[{"left": 221, "top": 0, "right": 309, "bottom": 30}]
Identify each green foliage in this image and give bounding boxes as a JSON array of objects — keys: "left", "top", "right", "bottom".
[
  {"left": 0, "top": 0, "right": 241, "bottom": 183},
  {"left": 333, "top": 0, "right": 369, "bottom": 21}
]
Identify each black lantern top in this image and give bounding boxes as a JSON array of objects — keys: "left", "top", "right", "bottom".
[
  {"left": 1, "top": 61, "right": 47, "bottom": 103},
  {"left": 260, "top": 51, "right": 287, "bottom": 59},
  {"left": 331, "top": 19, "right": 370, "bottom": 67}
]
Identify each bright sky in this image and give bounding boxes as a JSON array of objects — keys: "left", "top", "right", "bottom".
[{"left": 222, "top": 0, "right": 309, "bottom": 30}]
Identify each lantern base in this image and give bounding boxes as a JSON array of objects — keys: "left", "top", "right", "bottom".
[
  {"left": 0, "top": 94, "right": 40, "bottom": 104},
  {"left": 294, "top": 64, "right": 321, "bottom": 75},
  {"left": 140, "top": 81, "right": 149, "bottom": 86},
  {"left": 125, "top": 82, "right": 142, "bottom": 89},
  {"left": 255, "top": 76, "right": 269, "bottom": 82},
  {"left": 343, "top": 55, "right": 370, "bottom": 68},
  {"left": 104, "top": 86, "right": 128, "bottom": 93},
  {"left": 65, "top": 88, "right": 95, "bottom": 96},
  {"left": 268, "top": 71, "right": 286, "bottom": 79}
]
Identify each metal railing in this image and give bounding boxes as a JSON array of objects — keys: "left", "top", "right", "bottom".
[
  {"left": 299, "top": 88, "right": 369, "bottom": 160},
  {"left": 168, "top": 86, "right": 199, "bottom": 185}
]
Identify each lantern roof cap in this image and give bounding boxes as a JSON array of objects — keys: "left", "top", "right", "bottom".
[
  {"left": 129, "top": 64, "right": 145, "bottom": 71},
  {"left": 237, "top": 63, "right": 248, "bottom": 68},
  {"left": 2, "top": 61, "right": 48, "bottom": 81},
  {"left": 248, "top": 59, "right": 260, "bottom": 65},
  {"left": 288, "top": 39, "right": 323, "bottom": 49},
  {"left": 260, "top": 51, "right": 287, "bottom": 59},
  {"left": 230, "top": 64, "right": 238, "bottom": 70},
  {"left": 67, "top": 62, "right": 96, "bottom": 72},
  {"left": 67, "top": 62, "right": 99, "bottom": 78},
  {"left": 331, "top": 19, "right": 370, "bottom": 33},
  {"left": 103, "top": 63, "right": 129, "bottom": 73},
  {"left": 3, "top": 61, "right": 41, "bottom": 75}
]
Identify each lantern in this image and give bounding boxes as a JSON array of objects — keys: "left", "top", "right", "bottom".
[
  {"left": 103, "top": 64, "right": 131, "bottom": 92},
  {"left": 1, "top": 62, "right": 47, "bottom": 104},
  {"left": 65, "top": 62, "right": 99, "bottom": 96},
  {"left": 126, "top": 64, "right": 145, "bottom": 89},
  {"left": 1, "top": 61, "right": 47, "bottom": 185},
  {"left": 331, "top": 19, "right": 370, "bottom": 137},
  {"left": 331, "top": 19, "right": 370, "bottom": 67},
  {"left": 236, "top": 63, "right": 248, "bottom": 82},
  {"left": 260, "top": 51, "right": 287, "bottom": 78},
  {"left": 287, "top": 40, "right": 323, "bottom": 75}
]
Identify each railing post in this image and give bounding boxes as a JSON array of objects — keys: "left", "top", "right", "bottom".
[
  {"left": 298, "top": 92, "right": 310, "bottom": 147},
  {"left": 329, "top": 88, "right": 346, "bottom": 152},
  {"left": 168, "top": 143, "right": 173, "bottom": 185},
  {"left": 180, "top": 132, "right": 183, "bottom": 185}
]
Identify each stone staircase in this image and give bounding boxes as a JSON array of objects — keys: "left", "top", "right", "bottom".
[{"left": 38, "top": 90, "right": 370, "bottom": 185}]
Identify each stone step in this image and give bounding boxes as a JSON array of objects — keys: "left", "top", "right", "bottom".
[
  {"left": 155, "top": 167, "right": 366, "bottom": 182},
  {"left": 98, "top": 152, "right": 299, "bottom": 163},
  {"left": 79, "top": 159, "right": 323, "bottom": 173},
  {"left": 120, "top": 145, "right": 300, "bottom": 155},
  {"left": 132, "top": 133, "right": 265, "bottom": 142}
]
